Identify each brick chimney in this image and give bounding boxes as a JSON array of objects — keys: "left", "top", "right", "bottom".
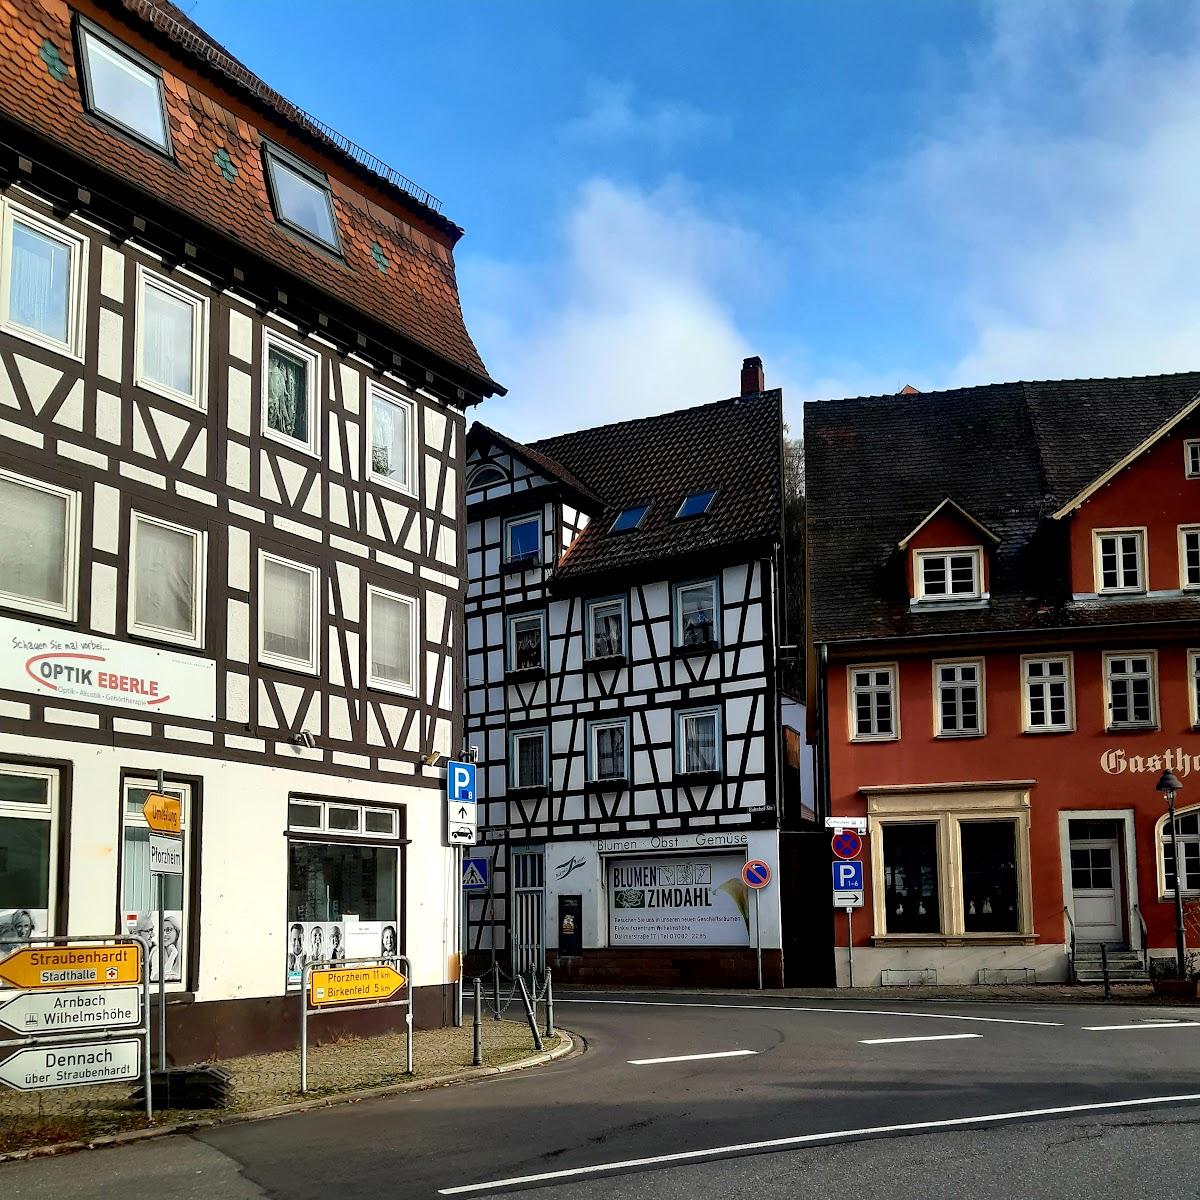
[{"left": 740, "top": 356, "right": 765, "bottom": 396}]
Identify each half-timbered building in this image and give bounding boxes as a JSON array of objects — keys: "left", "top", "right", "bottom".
[
  {"left": 465, "top": 360, "right": 809, "bottom": 987},
  {"left": 807, "top": 373, "right": 1200, "bottom": 988},
  {"left": 0, "top": 0, "right": 500, "bottom": 1055}
]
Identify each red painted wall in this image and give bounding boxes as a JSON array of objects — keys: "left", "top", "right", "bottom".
[
  {"left": 828, "top": 642, "right": 1200, "bottom": 949},
  {"left": 904, "top": 509, "right": 991, "bottom": 595},
  {"left": 1068, "top": 423, "right": 1200, "bottom": 594}
]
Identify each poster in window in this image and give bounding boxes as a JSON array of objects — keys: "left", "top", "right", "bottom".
[
  {"left": 0, "top": 907, "right": 47, "bottom": 959},
  {"left": 608, "top": 856, "right": 750, "bottom": 947},
  {"left": 558, "top": 895, "right": 583, "bottom": 955},
  {"left": 286, "top": 921, "right": 306, "bottom": 984},
  {"left": 129, "top": 910, "right": 184, "bottom": 982}
]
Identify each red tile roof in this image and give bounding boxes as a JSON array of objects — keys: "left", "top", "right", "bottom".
[{"left": 0, "top": 0, "right": 497, "bottom": 391}]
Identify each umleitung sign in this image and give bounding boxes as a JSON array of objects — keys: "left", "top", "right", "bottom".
[
  {"left": 0, "top": 944, "right": 142, "bottom": 990},
  {"left": 309, "top": 964, "right": 407, "bottom": 1007},
  {"left": 1, "top": 615, "right": 216, "bottom": 720}
]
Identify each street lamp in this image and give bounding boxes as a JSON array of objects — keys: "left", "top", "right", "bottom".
[{"left": 1155, "top": 769, "right": 1187, "bottom": 979}]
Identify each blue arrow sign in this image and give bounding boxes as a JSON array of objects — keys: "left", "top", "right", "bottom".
[{"left": 832, "top": 860, "right": 863, "bottom": 891}]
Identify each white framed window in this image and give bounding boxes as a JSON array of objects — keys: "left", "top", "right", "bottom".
[
  {"left": 1186, "top": 440, "right": 1200, "bottom": 479},
  {"left": 262, "top": 329, "right": 319, "bottom": 456},
  {"left": 258, "top": 552, "right": 319, "bottom": 674},
  {"left": 1159, "top": 806, "right": 1200, "bottom": 896},
  {"left": 848, "top": 663, "right": 899, "bottom": 742},
  {"left": 0, "top": 468, "right": 79, "bottom": 621},
  {"left": 0, "top": 201, "right": 88, "bottom": 358},
  {"left": 506, "top": 611, "right": 545, "bottom": 673},
  {"left": 676, "top": 707, "right": 721, "bottom": 775},
  {"left": 467, "top": 464, "right": 506, "bottom": 491},
  {"left": 366, "top": 585, "right": 417, "bottom": 696},
  {"left": 134, "top": 266, "right": 207, "bottom": 408},
  {"left": 586, "top": 596, "right": 627, "bottom": 659},
  {"left": 121, "top": 778, "right": 190, "bottom": 988},
  {"left": 0, "top": 763, "right": 60, "bottom": 973},
  {"left": 286, "top": 798, "right": 401, "bottom": 839},
  {"left": 1022, "top": 655, "right": 1074, "bottom": 732},
  {"left": 503, "top": 513, "right": 541, "bottom": 564},
  {"left": 915, "top": 548, "right": 983, "bottom": 601},
  {"left": 934, "top": 659, "right": 985, "bottom": 737},
  {"left": 76, "top": 18, "right": 171, "bottom": 153},
  {"left": 1104, "top": 652, "right": 1158, "bottom": 730},
  {"left": 1093, "top": 529, "right": 1146, "bottom": 594},
  {"left": 509, "top": 728, "right": 548, "bottom": 790},
  {"left": 1179, "top": 526, "right": 1200, "bottom": 590},
  {"left": 263, "top": 143, "right": 341, "bottom": 252},
  {"left": 673, "top": 578, "right": 719, "bottom": 649},
  {"left": 129, "top": 511, "right": 205, "bottom": 648},
  {"left": 588, "top": 718, "right": 629, "bottom": 784},
  {"left": 368, "top": 384, "right": 416, "bottom": 494},
  {"left": 1188, "top": 650, "right": 1200, "bottom": 730}
]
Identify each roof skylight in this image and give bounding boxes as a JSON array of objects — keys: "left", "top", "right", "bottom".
[
  {"left": 676, "top": 489, "right": 717, "bottom": 519},
  {"left": 609, "top": 504, "right": 651, "bottom": 533}
]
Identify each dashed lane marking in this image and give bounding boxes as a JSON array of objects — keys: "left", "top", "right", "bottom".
[
  {"left": 628, "top": 1050, "right": 759, "bottom": 1065},
  {"left": 437, "top": 1093, "right": 1200, "bottom": 1194},
  {"left": 1083, "top": 1021, "right": 1200, "bottom": 1031},
  {"left": 556, "top": 997, "right": 1064, "bottom": 1027},
  {"left": 859, "top": 1033, "right": 982, "bottom": 1045}
]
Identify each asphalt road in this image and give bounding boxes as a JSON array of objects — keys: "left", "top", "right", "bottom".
[{"left": 7, "top": 991, "right": 1200, "bottom": 1199}]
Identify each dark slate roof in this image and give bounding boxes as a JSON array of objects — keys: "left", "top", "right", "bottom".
[
  {"left": 470, "top": 423, "right": 604, "bottom": 511},
  {"left": 805, "top": 372, "right": 1200, "bottom": 643},
  {"left": 473, "top": 390, "right": 784, "bottom": 585}
]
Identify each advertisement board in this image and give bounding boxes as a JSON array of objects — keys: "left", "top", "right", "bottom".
[
  {"left": 607, "top": 855, "right": 750, "bottom": 947},
  {"left": 0, "top": 616, "right": 216, "bottom": 721}
]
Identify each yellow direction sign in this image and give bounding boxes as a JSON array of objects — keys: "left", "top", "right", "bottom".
[
  {"left": 142, "top": 792, "right": 182, "bottom": 835},
  {"left": 0, "top": 944, "right": 142, "bottom": 990},
  {"left": 309, "top": 964, "right": 406, "bottom": 1007}
]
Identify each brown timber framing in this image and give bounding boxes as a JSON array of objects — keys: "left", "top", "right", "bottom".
[{"left": 0, "top": 155, "right": 466, "bottom": 786}]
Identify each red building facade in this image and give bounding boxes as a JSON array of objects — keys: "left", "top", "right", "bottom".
[{"left": 806, "top": 375, "right": 1200, "bottom": 986}]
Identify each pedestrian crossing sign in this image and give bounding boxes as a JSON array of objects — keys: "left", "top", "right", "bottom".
[{"left": 462, "top": 857, "right": 489, "bottom": 891}]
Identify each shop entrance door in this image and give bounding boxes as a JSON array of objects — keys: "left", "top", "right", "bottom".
[
  {"left": 510, "top": 849, "right": 545, "bottom": 975},
  {"left": 1068, "top": 823, "right": 1124, "bottom": 945}
]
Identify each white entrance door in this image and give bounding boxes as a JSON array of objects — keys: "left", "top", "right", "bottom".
[
  {"left": 1069, "top": 838, "right": 1123, "bottom": 944},
  {"left": 510, "top": 849, "right": 545, "bottom": 975}
]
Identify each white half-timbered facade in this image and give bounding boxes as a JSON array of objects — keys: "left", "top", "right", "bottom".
[
  {"left": 465, "top": 368, "right": 802, "bottom": 987},
  {"left": 0, "top": 0, "right": 500, "bottom": 1054}
]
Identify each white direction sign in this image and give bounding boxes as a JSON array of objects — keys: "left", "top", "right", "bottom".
[
  {"left": 824, "top": 817, "right": 868, "bottom": 834},
  {"left": 149, "top": 832, "right": 183, "bottom": 875},
  {"left": 0, "top": 1037, "right": 142, "bottom": 1091},
  {"left": 833, "top": 891, "right": 864, "bottom": 909},
  {"left": 0, "top": 986, "right": 141, "bottom": 1036}
]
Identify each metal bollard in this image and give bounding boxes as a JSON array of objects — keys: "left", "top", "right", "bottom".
[
  {"left": 492, "top": 967, "right": 501, "bottom": 1021},
  {"left": 1101, "top": 943, "right": 1112, "bottom": 1000},
  {"left": 544, "top": 969, "right": 554, "bottom": 1038},
  {"left": 516, "top": 973, "right": 544, "bottom": 1052},
  {"left": 472, "top": 977, "right": 482, "bottom": 1067}
]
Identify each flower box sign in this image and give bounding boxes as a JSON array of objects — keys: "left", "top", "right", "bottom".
[
  {"left": 607, "top": 855, "right": 751, "bottom": 947},
  {"left": 1, "top": 616, "right": 216, "bottom": 721}
]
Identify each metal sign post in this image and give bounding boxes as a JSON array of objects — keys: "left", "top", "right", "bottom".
[
  {"left": 741, "top": 859, "right": 772, "bottom": 990},
  {"left": 299, "top": 955, "right": 413, "bottom": 1093},
  {"left": 0, "top": 934, "right": 152, "bottom": 1119},
  {"left": 847, "top": 908, "right": 855, "bottom": 987}
]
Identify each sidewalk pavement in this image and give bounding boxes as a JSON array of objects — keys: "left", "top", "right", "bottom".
[{"left": 0, "top": 1018, "right": 572, "bottom": 1161}]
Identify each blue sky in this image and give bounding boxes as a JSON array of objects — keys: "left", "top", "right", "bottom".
[{"left": 190, "top": 0, "right": 1199, "bottom": 440}]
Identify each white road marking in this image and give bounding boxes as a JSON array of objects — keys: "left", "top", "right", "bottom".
[
  {"left": 556, "top": 997, "right": 1064, "bottom": 1027},
  {"left": 859, "top": 1033, "right": 982, "bottom": 1045},
  {"left": 1084, "top": 1021, "right": 1200, "bottom": 1031},
  {"left": 437, "top": 1092, "right": 1200, "bottom": 1194},
  {"left": 628, "top": 1049, "right": 758, "bottom": 1065}
]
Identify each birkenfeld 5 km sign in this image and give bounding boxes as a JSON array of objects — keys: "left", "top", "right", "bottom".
[
  {"left": 0, "top": 945, "right": 142, "bottom": 990},
  {"left": 309, "top": 964, "right": 407, "bottom": 1007}
]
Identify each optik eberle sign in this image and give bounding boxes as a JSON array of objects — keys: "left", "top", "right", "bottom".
[{"left": 0, "top": 616, "right": 216, "bottom": 720}]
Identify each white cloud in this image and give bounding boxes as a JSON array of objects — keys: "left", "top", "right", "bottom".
[
  {"left": 462, "top": 178, "right": 797, "bottom": 442},
  {"left": 564, "top": 80, "right": 731, "bottom": 150}
]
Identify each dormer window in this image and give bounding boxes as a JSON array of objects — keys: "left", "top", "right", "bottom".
[
  {"left": 915, "top": 548, "right": 982, "bottom": 602},
  {"left": 263, "top": 144, "right": 340, "bottom": 252},
  {"left": 610, "top": 503, "right": 650, "bottom": 533},
  {"left": 1186, "top": 440, "right": 1200, "bottom": 479},
  {"left": 1093, "top": 529, "right": 1145, "bottom": 594},
  {"left": 468, "top": 465, "right": 506, "bottom": 491},
  {"left": 76, "top": 19, "right": 171, "bottom": 154},
  {"left": 676, "top": 489, "right": 717, "bottom": 519}
]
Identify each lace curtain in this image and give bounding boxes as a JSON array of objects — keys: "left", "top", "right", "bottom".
[
  {"left": 263, "top": 560, "right": 312, "bottom": 661},
  {"left": 595, "top": 725, "right": 625, "bottom": 779},
  {"left": 592, "top": 610, "right": 622, "bottom": 656},
  {"left": 1, "top": 478, "right": 66, "bottom": 605},
  {"left": 10, "top": 222, "right": 69, "bottom": 343},
  {"left": 142, "top": 284, "right": 193, "bottom": 396},
  {"left": 371, "top": 593, "right": 412, "bottom": 686},
  {"left": 372, "top": 395, "right": 408, "bottom": 484},
  {"left": 683, "top": 715, "right": 716, "bottom": 772},
  {"left": 134, "top": 519, "right": 194, "bottom": 634},
  {"left": 517, "top": 736, "right": 544, "bottom": 787},
  {"left": 267, "top": 348, "right": 307, "bottom": 442},
  {"left": 680, "top": 587, "right": 715, "bottom": 645}
]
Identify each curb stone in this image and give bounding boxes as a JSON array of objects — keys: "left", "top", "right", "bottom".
[{"left": 0, "top": 1030, "right": 578, "bottom": 1167}]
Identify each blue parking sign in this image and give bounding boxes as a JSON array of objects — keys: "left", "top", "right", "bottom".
[
  {"left": 447, "top": 760, "right": 476, "bottom": 804},
  {"left": 832, "top": 860, "right": 863, "bottom": 891}
]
